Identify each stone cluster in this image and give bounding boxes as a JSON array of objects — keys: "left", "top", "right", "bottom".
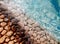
[
  {"left": 0, "top": 2, "right": 59, "bottom": 44},
  {"left": 0, "top": 7, "right": 31, "bottom": 44}
]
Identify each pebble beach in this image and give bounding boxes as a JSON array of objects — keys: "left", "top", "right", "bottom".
[{"left": 0, "top": 0, "right": 60, "bottom": 44}]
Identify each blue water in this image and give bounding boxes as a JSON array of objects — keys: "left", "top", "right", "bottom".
[{"left": 12, "top": 0, "right": 60, "bottom": 41}]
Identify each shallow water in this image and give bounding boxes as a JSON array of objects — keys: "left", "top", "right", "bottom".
[{"left": 3, "top": 0, "right": 60, "bottom": 41}]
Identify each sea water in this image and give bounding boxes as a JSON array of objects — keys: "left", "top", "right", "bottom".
[{"left": 4, "top": 0, "right": 60, "bottom": 41}]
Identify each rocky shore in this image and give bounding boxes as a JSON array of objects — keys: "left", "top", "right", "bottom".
[{"left": 0, "top": 0, "right": 59, "bottom": 44}]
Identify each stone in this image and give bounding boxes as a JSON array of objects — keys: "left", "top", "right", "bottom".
[
  {"left": 0, "top": 18, "right": 3, "bottom": 22},
  {"left": 24, "top": 26, "right": 30, "bottom": 31},
  {"left": 0, "top": 22, "right": 7, "bottom": 27},
  {"left": 8, "top": 41, "right": 14, "bottom": 44},
  {"left": 5, "top": 37, "right": 10, "bottom": 42},
  {"left": 4, "top": 18, "right": 9, "bottom": 22},
  {"left": 40, "top": 37, "right": 45, "bottom": 42},
  {"left": 6, "top": 31, "right": 13, "bottom": 36},
  {"left": 4, "top": 25, "right": 10, "bottom": 30},
  {"left": 11, "top": 36, "right": 15, "bottom": 40},
  {"left": 0, "top": 36, "right": 6, "bottom": 43},
  {"left": 27, "top": 19, "right": 34, "bottom": 25},
  {"left": 33, "top": 33, "right": 36, "bottom": 37},
  {"left": 0, "top": 15, "right": 5, "bottom": 19},
  {"left": 1, "top": 30, "right": 7, "bottom": 35},
  {"left": 0, "top": 27, "right": 3, "bottom": 32}
]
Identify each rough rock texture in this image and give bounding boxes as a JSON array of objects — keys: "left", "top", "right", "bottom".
[{"left": 0, "top": 1, "right": 59, "bottom": 44}]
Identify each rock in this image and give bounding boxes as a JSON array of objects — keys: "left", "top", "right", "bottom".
[
  {"left": 4, "top": 18, "right": 9, "bottom": 22},
  {"left": 6, "top": 31, "right": 13, "bottom": 36},
  {"left": 24, "top": 26, "right": 30, "bottom": 31},
  {"left": 8, "top": 41, "right": 14, "bottom": 44},
  {"left": 11, "top": 36, "right": 15, "bottom": 40},
  {"left": 5, "top": 37, "right": 10, "bottom": 42},
  {"left": 4, "top": 25, "right": 10, "bottom": 30},
  {"left": 0, "top": 18, "right": 3, "bottom": 22},
  {"left": 0, "top": 15, "right": 5, "bottom": 19},
  {"left": 1, "top": 30, "right": 7, "bottom": 35},
  {"left": 27, "top": 19, "right": 34, "bottom": 25},
  {"left": 0, "top": 36, "right": 6, "bottom": 43},
  {"left": 0, "top": 22, "right": 7, "bottom": 27},
  {"left": 0, "top": 27, "right": 3, "bottom": 32},
  {"left": 33, "top": 33, "right": 36, "bottom": 37}
]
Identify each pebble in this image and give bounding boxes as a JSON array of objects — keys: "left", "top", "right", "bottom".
[
  {"left": 36, "top": 35, "right": 40, "bottom": 40},
  {"left": 33, "top": 42, "right": 37, "bottom": 44},
  {"left": 0, "top": 15, "right": 5, "bottom": 19},
  {"left": 20, "top": 14, "right": 24, "bottom": 18},
  {"left": 37, "top": 40, "right": 40, "bottom": 43},
  {"left": 0, "top": 36, "right": 6, "bottom": 43},
  {"left": 50, "top": 39, "right": 55, "bottom": 44},
  {"left": 11, "top": 36, "right": 15, "bottom": 40},
  {"left": 15, "top": 42, "right": 19, "bottom": 44},
  {"left": 34, "top": 37, "right": 37, "bottom": 41},
  {"left": 0, "top": 27, "right": 3, "bottom": 32},
  {"left": 4, "top": 25, "right": 10, "bottom": 30},
  {"left": 31, "top": 36, "right": 34, "bottom": 40},
  {"left": 35, "top": 27, "right": 40, "bottom": 32},
  {"left": 5, "top": 37, "right": 10, "bottom": 42},
  {"left": 33, "top": 33, "right": 36, "bottom": 37},
  {"left": 13, "top": 39, "right": 17, "bottom": 42},
  {"left": 27, "top": 19, "right": 33, "bottom": 25},
  {"left": 28, "top": 31, "right": 33, "bottom": 35},
  {"left": 4, "top": 43, "right": 8, "bottom": 44},
  {"left": 24, "top": 17, "right": 28, "bottom": 21},
  {"left": 32, "top": 22, "right": 39, "bottom": 28},
  {"left": 46, "top": 35, "right": 51, "bottom": 40},
  {"left": 18, "top": 22, "right": 24, "bottom": 27},
  {"left": 6, "top": 31, "right": 13, "bottom": 36},
  {"left": 0, "top": 18, "right": 3, "bottom": 22},
  {"left": 23, "top": 21, "right": 27, "bottom": 26},
  {"left": 1, "top": 30, "right": 7, "bottom": 35},
  {"left": 0, "top": 22, "right": 7, "bottom": 27},
  {"left": 43, "top": 36, "right": 47, "bottom": 40},
  {"left": 8, "top": 22, "right": 12, "bottom": 26},
  {"left": 8, "top": 41, "right": 14, "bottom": 44},
  {"left": 40, "top": 37, "right": 45, "bottom": 42},
  {"left": 28, "top": 24, "right": 32, "bottom": 28},
  {"left": 4, "top": 18, "right": 9, "bottom": 22},
  {"left": 24, "top": 26, "right": 30, "bottom": 31}
]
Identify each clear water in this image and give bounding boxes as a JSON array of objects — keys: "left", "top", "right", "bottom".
[{"left": 4, "top": 0, "right": 60, "bottom": 41}]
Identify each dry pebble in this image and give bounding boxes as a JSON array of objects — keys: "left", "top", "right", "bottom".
[
  {"left": 4, "top": 25, "right": 10, "bottom": 30},
  {"left": 6, "top": 31, "right": 13, "bottom": 36},
  {"left": 0, "top": 7, "right": 31, "bottom": 44},
  {"left": 4, "top": 43, "right": 8, "bottom": 44},
  {"left": 4, "top": 18, "right": 9, "bottom": 22},
  {"left": 8, "top": 41, "right": 14, "bottom": 44},
  {"left": 0, "top": 18, "right": 3, "bottom": 22},
  {"left": 11, "top": 36, "right": 15, "bottom": 40},
  {"left": 27, "top": 19, "right": 33, "bottom": 25},
  {"left": 0, "top": 15, "right": 5, "bottom": 19},
  {"left": 1, "top": 30, "right": 7, "bottom": 35},
  {"left": 0, "top": 36, "right": 6, "bottom": 43},
  {"left": 0, "top": 27, "right": 3, "bottom": 32},
  {"left": 0, "top": 22, "right": 7, "bottom": 27},
  {"left": 24, "top": 26, "right": 30, "bottom": 31},
  {"left": 5, "top": 37, "right": 10, "bottom": 42}
]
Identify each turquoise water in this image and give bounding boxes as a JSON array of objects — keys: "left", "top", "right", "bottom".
[{"left": 12, "top": 0, "right": 60, "bottom": 41}]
